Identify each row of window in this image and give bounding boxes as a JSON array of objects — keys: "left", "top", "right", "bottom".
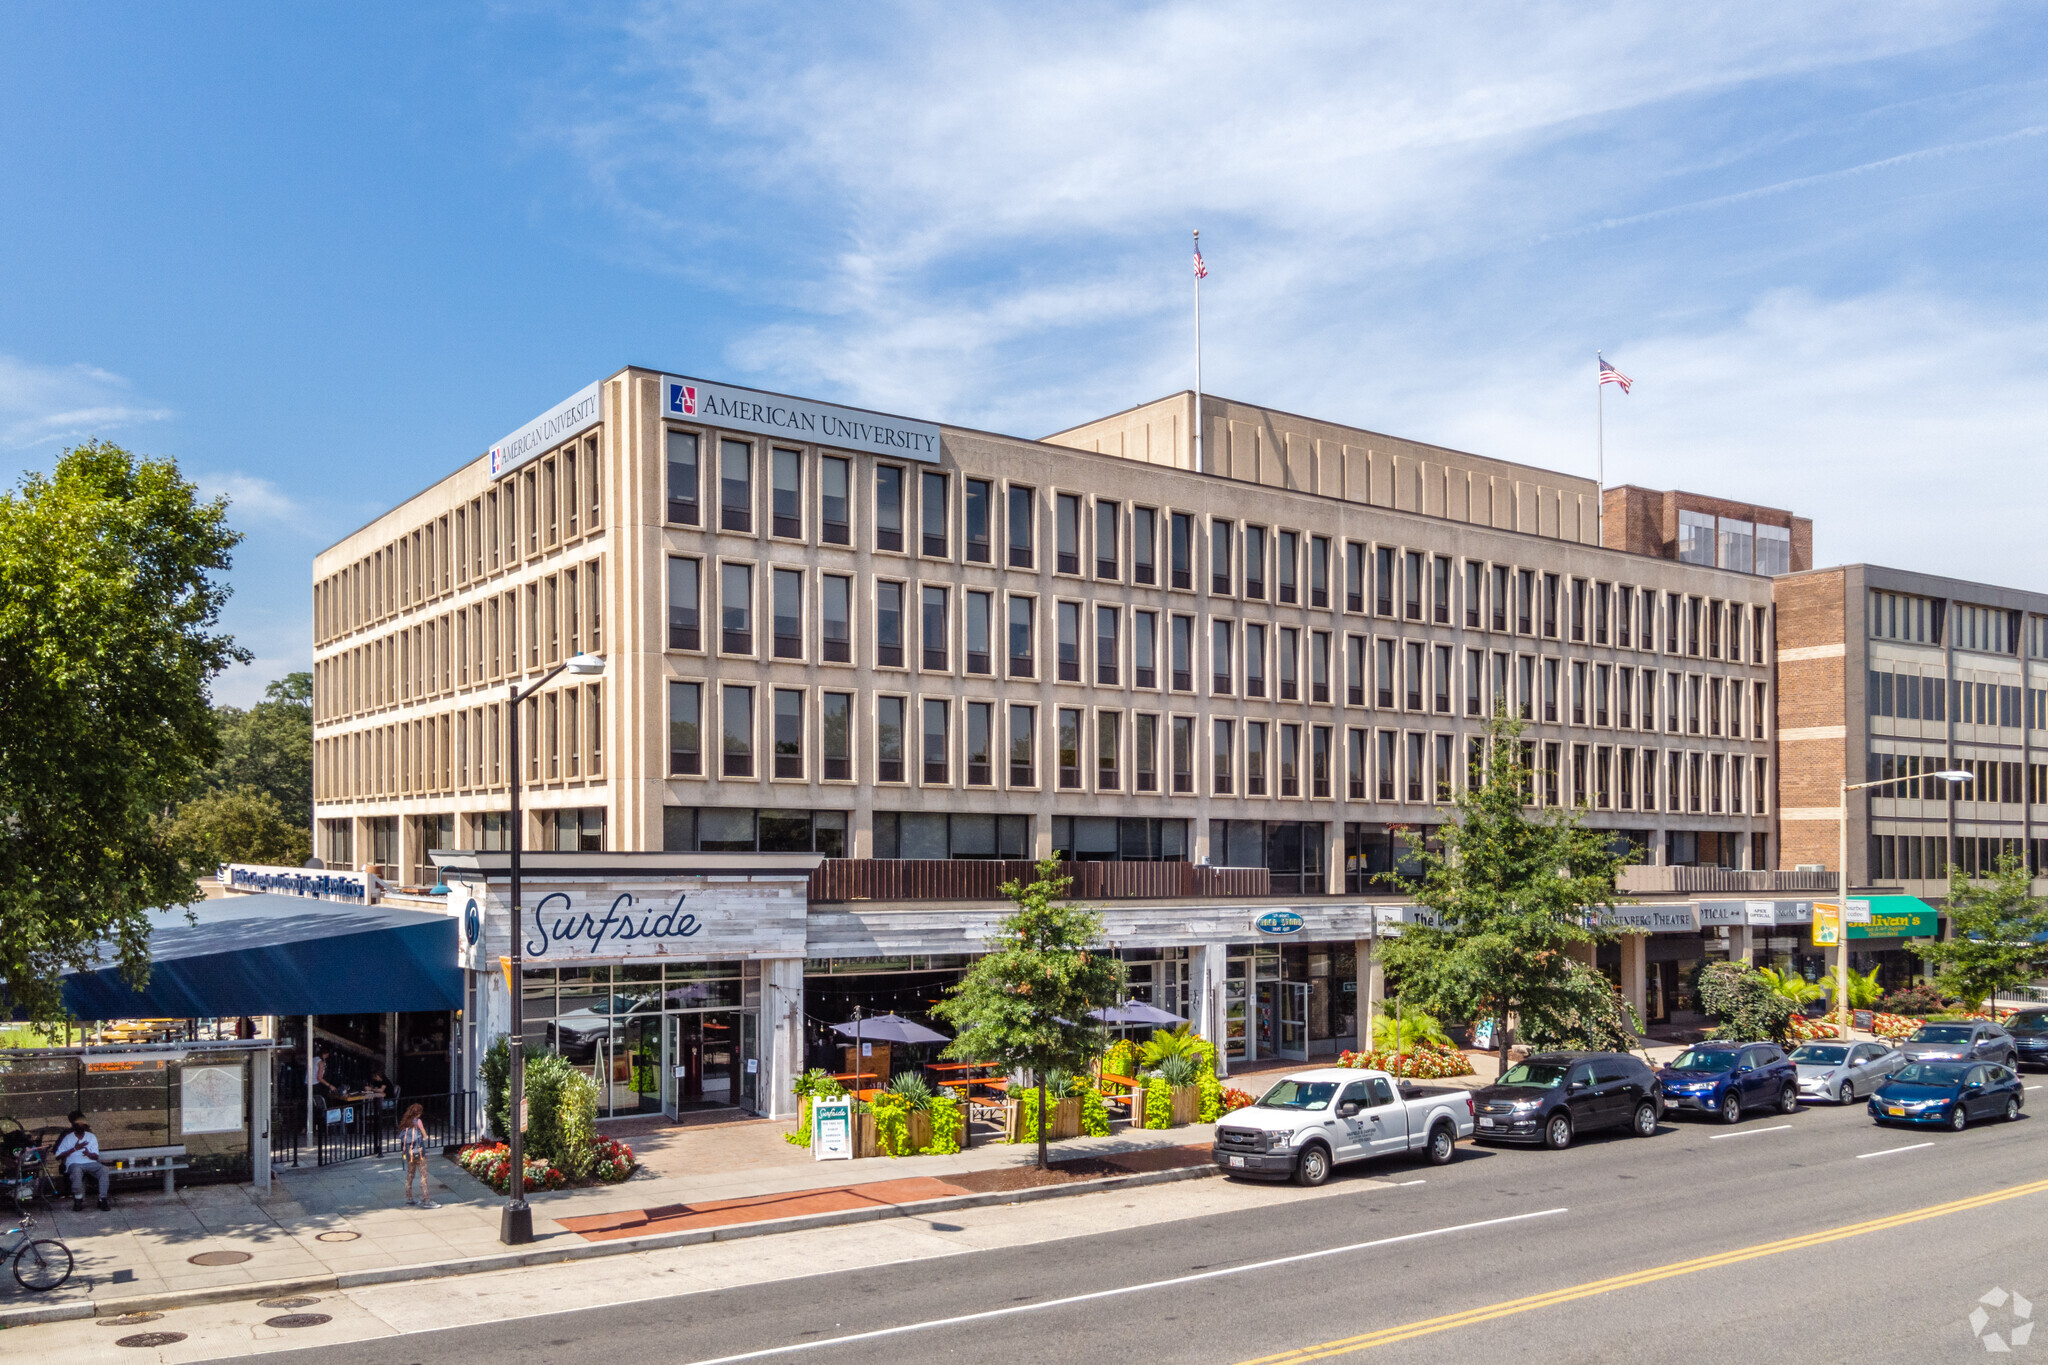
[
  {"left": 661, "top": 679, "right": 1768, "bottom": 814},
  {"left": 314, "top": 684, "right": 604, "bottom": 802},
  {"left": 1866, "top": 833, "right": 2048, "bottom": 882},
  {"left": 1676, "top": 510, "right": 1793, "bottom": 576},
  {"left": 662, "top": 434, "right": 1770, "bottom": 660},
  {"left": 1865, "top": 750, "right": 2048, "bottom": 806},
  {"left": 1866, "top": 670, "right": 2048, "bottom": 731},
  {"left": 316, "top": 433, "right": 603, "bottom": 645}
]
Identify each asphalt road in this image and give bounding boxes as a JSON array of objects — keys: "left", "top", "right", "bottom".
[{"left": 207, "top": 1088, "right": 2047, "bottom": 1365}]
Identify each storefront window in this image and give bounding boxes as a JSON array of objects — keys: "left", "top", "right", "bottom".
[
  {"left": 872, "top": 811, "right": 1030, "bottom": 859},
  {"left": 662, "top": 807, "right": 847, "bottom": 855},
  {"left": 1050, "top": 816, "right": 1188, "bottom": 862}
]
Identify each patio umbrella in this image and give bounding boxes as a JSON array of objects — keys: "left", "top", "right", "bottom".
[
  {"left": 1087, "top": 1001, "right": 1186, "bottom": 1027},
  {"left": 828, "top": 1013, "right": 952, "bottom": 1046}
]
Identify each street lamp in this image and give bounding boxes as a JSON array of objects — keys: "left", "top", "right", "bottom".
[
  {"left": 500, "top": 651, "right": 605, "bottom": 1246},
  {"left": 1834, "top": 767, "right": 1971, "bottom": 1035}
]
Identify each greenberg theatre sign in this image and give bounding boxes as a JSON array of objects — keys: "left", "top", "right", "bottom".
[
  {"left": 663, "top": 375, "right": 941, "bottom": 463},
  {"left": 449, "top": 874, "right": 807, "bottom": 969}
]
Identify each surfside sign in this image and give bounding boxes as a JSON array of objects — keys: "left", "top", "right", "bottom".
[{"left": 663, "top": 375, "right": 941, "bottom": 463}]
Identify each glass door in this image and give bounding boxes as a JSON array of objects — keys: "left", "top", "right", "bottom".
[
  {"left": 669, "top": 1012, "right": 739, "bottom": 1110},
  {"left": 1279, "top": 982, "right": 1310, "bottom": 1060},
  {"left": 1254, "top": 983, "right": 1278, "bottom": 1060}
]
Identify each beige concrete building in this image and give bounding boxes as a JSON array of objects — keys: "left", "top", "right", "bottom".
[{"left": 311, "top": 370, "right": 1789, "bottom": 1119}]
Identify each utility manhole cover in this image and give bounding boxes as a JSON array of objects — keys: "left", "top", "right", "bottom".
[
  {"left": 258, "top": 1295, "right": 321, "bottom": 1308},
  {"left": 266, "top": 1313, "right": 332, "bottom": 1329},
  {"left": 187, "top": 1250, "right": 252, "bottom": 1266},
  {"left": 99, "top": 1313, "right": 164, "bottom": 1327},
  {"left": 314, "top": 1230, "right": 360, "bottom": 1242},
  {"left": 117, "top": 1333, "right": 188, "bottom": 1348}
]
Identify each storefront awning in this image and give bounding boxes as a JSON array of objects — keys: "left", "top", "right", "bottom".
[
  {"left": 59, "top": 894, "right": 463, "bottom": 1021},
  {"left": 1853, "top": 895, "right": 1938, "bottom": 939}
]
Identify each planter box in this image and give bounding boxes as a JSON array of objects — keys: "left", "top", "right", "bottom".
[
  {"left": 854, "top": 1113, "right": 878, "bottom": 1159},
  {"left": 908, "top": 1110, "right": 933, "bottom": 1153},
  {"left": 1169, "top": 1085, "right": 1200, "bottom": 1127},
  {"left": 1050, "top": 1096, "right": 1082, "bottom": 1140}
]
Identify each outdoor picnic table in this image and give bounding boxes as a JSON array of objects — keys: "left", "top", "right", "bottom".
[
  {"left": 831, "top": 1072, "right": 883, "bottom": 1087},
  {"left": 926, "top": 1061, "right": 996, "bottom": 1074}
]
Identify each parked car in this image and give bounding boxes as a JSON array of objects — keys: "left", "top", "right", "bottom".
[
  {"left": 1791, "top": 1040, "right": 1905, "bottom": 1105},
  {"left": 1657, "top": 1042, "right": 1798, "bottom": 1123},
  {"left": 2002, "top": 1010, "right": 2048, "bottom": 1071},
  {"left": 1212, "top": 1068, "right": 1476, "bottom": 1186},
  {"left": 1869, "top": 1061, "right": 2026, "bottom": 1131},
  {"left": 1471, "top": 1051, "right": 1662, "bottom": 1150},
  {"left": 1899, "top": 1021, "right": 2017, "bottom": 1068}
]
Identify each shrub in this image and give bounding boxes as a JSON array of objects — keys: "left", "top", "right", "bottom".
[
  {"left": 1196, "top": 1069, "right": 1223, "bottom": 1124},
  {"left": 481, "top": 1036, "right": 511, "bottom": 1141},
  {"left": 520, "top": 1051, "right": 578, "bottom": 1172},
  {"left": 1139, "top": 1027, "right": 1203, "bottom": 1070},
  {"left": 1338, "top": 1044, "right": 1475, "bottom": 1080},
  {"left": 1157, "top": 1054, "right": 1202, "bottom": 1088},
  {"left": 872, "top": 1092, "right": 915, "bottom": 1156},
  {"left": 925, "top": 1095, "right": 963, "bottom": 1153},
  {"left": 454, "top": 1141, "right": 565, "bottom": 1195},
  {"left": 1370, "top": 1005, "right": 1453, "bottom": 1052},
  {"left": 553, "top": 1068, "right": 600, "bottom": 1182},
  {"left": 1880, "top": 983, "right": 1949, "bottom": 1016},
  {"left": 592, "top": 1134, "right": 636, "bottom": 1183},
  {"left": 1103, "top": 1040, "right": 1138, "bottom": 1079},
  {"left": 1696, "top": 961, "right": 1798, "bottom": 1046},
  {"left": 885, "top": 1072, "right": 936, "bottom": 1109},
  {"left": 1144, "top": 1076, "right": 1174, "bottom": 1127}
]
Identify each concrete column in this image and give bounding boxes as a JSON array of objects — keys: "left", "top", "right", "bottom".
[
  {"left": 1189, "top": 944, "right": 1230, "bottom": 1076},
  {"left": 1325, "top": 825, "right": 1345, "bottom": 895},
  {"left": 1620, "top": 933, "right": 1647, "bottom": 1024},
  {"left": 763, "top": 958, "right": 806, "bottom": 1120},
  {"left": 1730, "top": 925, "right": 1756, "bottom": 965},
  {"left": 1355, "top": 936, "right": 1384, "bottom": 1051}
]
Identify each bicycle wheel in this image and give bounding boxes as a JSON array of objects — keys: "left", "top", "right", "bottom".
[{"left": 13, "top": 1237, "right": 73, "bottom": 1291}]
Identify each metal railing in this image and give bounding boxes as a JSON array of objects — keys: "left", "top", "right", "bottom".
[
  {"left": 1617, "top": 866, "right": 1838, "bottom": 895},
  {"left": 312, "top": 1092, "right": 474, "bottom": 1167},
  {"left": 807, "top": 859, "right": 1271, "bottom": 904}
]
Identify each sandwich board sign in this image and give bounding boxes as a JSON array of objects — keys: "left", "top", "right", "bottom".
[{"left": 812, "top": 1096, "right": 853, "bottom": 1161}]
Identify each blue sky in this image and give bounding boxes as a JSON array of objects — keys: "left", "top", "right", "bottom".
[{"left": 4, "top": 4, "right": 2047, "bottom": 703}]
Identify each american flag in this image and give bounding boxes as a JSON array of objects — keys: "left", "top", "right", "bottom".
[
  {"left": 1193, "top": 246, "right": 1208, "bottom": 280},
  {"left": 1598, "top": 356, "right": 1633, "bottom": 392}
]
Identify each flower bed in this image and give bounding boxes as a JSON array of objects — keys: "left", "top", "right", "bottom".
[
  {"left": 1219, "top": 1087, "right": 1256, "bottom": 1114},
  {"left": 1337, "top": 1043, "right": 1476, "bottom": 1079},
  {"left": 454, "top": 1137, "right": 634, "bottom": 1193}
]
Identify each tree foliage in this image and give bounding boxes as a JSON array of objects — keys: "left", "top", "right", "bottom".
[
  {"left": 164, "top": 786, "right": 312, "bottom": 870},
  {"left": 1695, "top": 961, "right": 1798, "bottom": 1045},
  {"left": 197, "top": 672, "right": 312, "bottom": 820},
  {"left": 932, "top": 859, "right": 1125, "bottom": 1168},
  {"left": 0, "top": 441, "right": 244, "bottom": 1026},
  {"left": 1375, "top": 710, "right": 1635, "bottom": 1068},
  {"left": 1911, "top": 852, "right": 2048, "bottom": 1010}
]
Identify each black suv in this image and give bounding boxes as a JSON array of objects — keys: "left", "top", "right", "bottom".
[
  {"left": 2009, "top": 1010, "right": 2048, "bottom": 1071},
  {"left": 1471, "top": 1051, "right": 1662, "bottom": 1150}
]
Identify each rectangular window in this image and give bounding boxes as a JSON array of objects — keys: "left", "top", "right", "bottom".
[
  {"left": 1171, "top": 715, "right": 1193, "bottom": 793},
  {"left": 1276, "top": 530, "right": 1297, "bottom": 603},
  {"left": 822, "top": 574, "right": 852, "bottom": 663},
  {"left": 773, "top": 689, "right": 804, "bottom": 778},
  {"left": 1465, "top": 648, "right": 1482, "bottom": 717},
  {"left": 722, "top": 685, "right": 754, "bottom": 777},
  {"left": 1312, "top": 725, "right": 1332, "bottom": 799},
  {"left": 1134, "top": 610, "right": 1157, "bottom": 689},
  {"left": 875, "top": 582, "right": 905, "bottom": 667},
  {"left": 966, "top": 591, "right": 992, "bottom": 675},
  {"left": 720, "top": 562, "right": 753, "bottom": 655},
  {"left": 1309, "top": 535, "right": 1330, "bottom": 609},
  {"left": 1406, "top": 641, "right": 1424, "bottom": 711},
  {"left": 1171, "top": 512, "right": 1194, "bottom": 589},
  {"left": 1595, "top": 663, "right": 1611, "bottom": 726},
  {"left": 923, "top": 698, "right": 950, "bottom": 784},
  {"left": 1617, "top": 586, "right": 1634, "bottom": 648},
  {"left": 1348, "top": 635, "right": 1367, "bottom": 706},
  {"left": 1244, "top": 525, "right": 1267, "bottom": 600},
  {"left": 1009, "top": 595, "right": 1036, "bottom": 677},
  {"left": 1212, "top": 619, "right": 1234, "bottom": 694},
  {"left": 1135, "top": 713, "right": 1159, "bottom": 791},
  {"left": 1346, "top": 542, "right": 1366, "bottom": 613},
  {"left": 1133, "top": 507, "right": 1158, "bottom": 585},
  {"left": 822, "top": 692, "right": 852, "bottom": 780},
  {"left": 1211, "top": 519, "right": 1234, "bottom": 595},
  {"left": 920, "top": 470, "right": 948, "bottom": 557},
  {"left": 1057, "top": 601, "right": 1082, "bottom": 681},
  {"left": 1097, "top": 606, "right": 1120, "bottom": 686},
  {"left": 921, "top": 586, "right": 949, "bottom": 670},
  {"left": 1465, "top": 561, "right": 1483, "bottom": 629},
  {"left": 1171, "top": 614, "right": 1194, "bottom": 691},
  {"left": 773, "top": 568, "right": 802, "bottom": 659},
  {"left": 667, "top": 556, "right": 701, "bottom": 650},
  {"left": 1404, "top": 732, "right": 1423, "bottom": 802},
  {"left": 876, "top": 697, "right": 905, "bottom": 782},
  {"left": 1542, "top": 573, "right": 1559, "bottom": 637},
  {"left": 666, "top": 430, "right": 700, "bottom": 526},
  {"left": 1251, "top": 624, "right": 1273, "bottom": 699},
  {"left": 1432, "top": 556, "right": 1451, "bottom": 625},
  {"left": 1056, "top": 493, "right": 1081, "bottom": 574},
  {"left": 966, "top": 701, "right": 994, "bottom": 786},
  {"left": 1518, "top": 654, "right": 1535, "bottom": 721},
  {"left": 1096, "top": 500, "right": 1120, "bottom": 579},
  {"left": 1433, "top": 644, "right": 1451, "bottom": 713},
  {"left": 820, "top": 456, "right": 850, "bottom": 545},
  {"left": 1376, "top": 638, "right": 1395, "bottom": 709},
  {"left": 1312, "top": 631, "right": 1331, "bottom": 705},
  {"left": 1246, "top": 720, "right": 1267, "bottom": 795},
  {"left": 1098, "top": 711, "right": 1121, "bottom": 790},
  {"left": 668, "top": 681, "right": 701, "bottom": 775},
  {"left": 1348, "top": 728, "right": 1367, "bottom": 799},
  {"left": 1212, "top": 718, "right": 1234, "bottom": 795},
  {"left": 1280, "top": 724, "right": 1302, "bottom": 797},
  {"left": 720, "top": 439, "right": 752, "bottom": 532},
  {"left": 1009, "top": 485, "right": 1035, "bottom": 568},
  {"left": 1517, "top": 569, "right": 1534, "bottom": 634},
  {"left": 1375, "top": 730, "right": 1395, "bottom": 801},
  {"left": 1492, "top": 565, "right": 1510, "bottom": 632},
  {"left": 964, "top": 478, "right": 992, "bottom": 563},
  {"left": 875, "top": 466, "right": 904, "bottom": 552},
  {"left": 1058, "top": 707, "right": 1083, "bottom": 788},
  {"left": 1571, "top": 661, "right": 1586, "bottom": 725},
  {"left": 1542, "top": 657, "right": 1559, "bottom": 723},
  {"left": 771, "top": 448, "right": 802, "bottom": 538},
  {"left": 1404, "top": 550, "right": 1422, "bottom": 620}
]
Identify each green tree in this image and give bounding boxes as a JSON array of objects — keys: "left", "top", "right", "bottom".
[
  {"left": 198, "top": 672, "right": 312, "bottom": 819},
  {"left": 1911, "top": 852, "right": 2048, "bottom": 1013},
  {"left": 1695, "top": 961, "right": 1798, "bottom": 1045},
  {"left": 164, "top": 786, "right": 312, "bottom": 870},
  {"left": 932, "top": 859, "right": 1125, "bottom": 1169},
  {"left": 0, "top": 441, "right": 244, "bottom": 1027},
  {"left": 1376, "top": 710, "right": 1635, "bottom": 1076}
]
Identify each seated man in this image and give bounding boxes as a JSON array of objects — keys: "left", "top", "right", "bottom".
[{"left": 53, "top": 1110, "right": 111, "bottom": 1212}]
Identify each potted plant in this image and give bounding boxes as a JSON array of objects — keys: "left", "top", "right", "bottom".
[{"left": 1158, "top": 1054, "right": 1203, "bottom": 1125}]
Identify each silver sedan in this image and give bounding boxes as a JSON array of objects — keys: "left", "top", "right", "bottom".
[{"left": 1792, "top": 1040, "right": 1905, "bottom": 1104}]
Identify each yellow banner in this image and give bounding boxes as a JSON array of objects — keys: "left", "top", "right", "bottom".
[{"left": 1812, "top": 902, "right": 1840, "bottom": 947}]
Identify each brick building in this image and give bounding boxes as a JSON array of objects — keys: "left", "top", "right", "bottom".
[{"left": 1603, "top": 485, "right": 1811, "bottom": 577}]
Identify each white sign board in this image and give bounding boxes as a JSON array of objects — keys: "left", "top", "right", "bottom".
[
  {"left": 1845, "top": 898, "right": 1873, "bottom": 925},
  {"left": 1744, "top": 899, "right": 1777, "bottom": 927},
  {"left": 662, "top": 375, "right": 941, "bottom": 463},
  {"left": 179, "top": 1065, "right": 245, "bottom": 1135},
  {"left": 221, "top": 863, "right": 371, "bottom": 902},
  {"left": 812, "top": 1097, "right": 853, "bottom": 1161},
  {"left": 490, "top": 381, "right": 603, "bottom": 478},
  {"left": 452, "top": 874, "right": 809, "bottom": 970}
]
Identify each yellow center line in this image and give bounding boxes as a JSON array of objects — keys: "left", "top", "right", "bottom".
[{"left": 1238, "top": 1177, "right": 2048, "bottom": 1364}]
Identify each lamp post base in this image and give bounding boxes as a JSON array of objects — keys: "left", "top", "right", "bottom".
[{"left": 499, "top": 1200, "right": 534, "bottom": 1245}]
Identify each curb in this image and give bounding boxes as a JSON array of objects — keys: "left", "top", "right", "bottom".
[{"left": 0, "top": 1160, "right": 1219, "bottom": 1328}]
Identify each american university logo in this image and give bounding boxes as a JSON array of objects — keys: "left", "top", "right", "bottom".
[
  {"left": 669, "top": 383, "right": 698, "bottom": 416},
  {"left": 1971, "top": 1286, "right": 2034, "bottom": 1352}
]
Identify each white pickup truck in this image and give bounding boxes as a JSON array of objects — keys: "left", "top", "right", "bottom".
[{"left": 1211, "top": 1067, "right": 1476, "bottom": 1186}]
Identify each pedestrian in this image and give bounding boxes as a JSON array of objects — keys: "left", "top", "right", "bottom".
[
  {"left": 53, "top": 1110, "right": 112, "bottom": 1212},
  {"left": 399, "top": 1103, "right": 436, "bottom": 1208}
]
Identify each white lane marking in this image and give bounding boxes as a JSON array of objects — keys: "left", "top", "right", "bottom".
[
  {"left": 1708, "top": 1124, "right": 1792, "bottom": 1140},
  {"left": 1397, "top": 1179, "right": 1427, "bottom": 1186},
  {"left": 679, "top": 1207, "right": 1571, "bottom": 1365},
  {"left": 1857, "top": 1142, "right": 1936, "bottom": 1159},
  {"left": 2027, "top": 1085, "right": 2041, "bottom": 1091}
]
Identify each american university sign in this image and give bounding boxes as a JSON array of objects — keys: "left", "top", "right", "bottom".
[{"left": 663, "top": 375, "right": 941, "bottom": 462}]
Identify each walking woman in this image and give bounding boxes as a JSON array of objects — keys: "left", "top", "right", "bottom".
[{"left": 399, "top": 1103, "right": 437, "bottom": 1208}]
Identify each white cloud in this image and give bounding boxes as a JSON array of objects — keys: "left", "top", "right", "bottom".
[
  {"left": 193, "top": 471, "right": 304, "bottom": 524},
  {"left": 0, "top": 354, "right": 172, "bottom": 450}
]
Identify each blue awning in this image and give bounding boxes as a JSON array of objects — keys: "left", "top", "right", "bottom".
[{"left": 58, "top": 894, "right": 462, "bottom": 1021}]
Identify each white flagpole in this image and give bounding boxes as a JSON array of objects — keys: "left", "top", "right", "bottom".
[
  {"left": 1596, "top": 351, "right": 1605, "bottom": 546},
  {"left": 1193, "top": 229, "right": 1204, "bottom": 474}
]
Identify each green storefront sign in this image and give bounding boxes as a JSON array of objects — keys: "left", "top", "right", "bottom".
[{"left": 1851, "top": 895, "right": 1937, "bottom": 938}]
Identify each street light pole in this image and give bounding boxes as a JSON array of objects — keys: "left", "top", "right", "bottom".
[
  {"left": 500, "top": 652, "right": 605, "bottom": 1247},
  {"left": 1835, "top": 768, "right": 1972, "bottom": 1038}
]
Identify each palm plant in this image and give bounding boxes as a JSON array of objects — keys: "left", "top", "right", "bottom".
[
  {"left": 1157, "top": 1054, "right": 1202, "bottom": 1088},
  {"left": 1138, "top": 1026, "right": 1202, "bottom": 1069},
  {"left": 1832, "top": 964, "right": 1883, "bottom": 1010},
  {"left": 1370, "top": 1003, "right": 1453, "bottom": 1052},
  {"left": 1757, "top": 966, "right": 1825, "bottom": 1007},
  {"left": 885, "top": 1071, "right": 935, "bottom": 1110}
]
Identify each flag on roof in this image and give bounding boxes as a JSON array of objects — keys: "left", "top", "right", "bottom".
[{"left": 1598, "top": 355, "right": 1633, "bottom": 392}]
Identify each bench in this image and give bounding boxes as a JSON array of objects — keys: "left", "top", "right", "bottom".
[{"left": 99, "top": 1145, "right": 189, "bottom": 1195}]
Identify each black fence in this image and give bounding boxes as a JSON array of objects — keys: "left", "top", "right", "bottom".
[{"left": 309, "top": 1091, "right": 474, "bottom": 1167}]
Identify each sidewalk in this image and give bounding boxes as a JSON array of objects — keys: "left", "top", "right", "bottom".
[{"left": 0, "top": 1114, "right": 1220, "bottom": 1325}]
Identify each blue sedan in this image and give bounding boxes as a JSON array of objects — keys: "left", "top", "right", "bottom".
[{"left": 1869, "top": 1061, "right": 2026, "bottom": 1131}]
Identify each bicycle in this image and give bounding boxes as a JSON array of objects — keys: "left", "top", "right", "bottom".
[{"left": 1, "top": 1210, "right": 72, "bottom": 1291}]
